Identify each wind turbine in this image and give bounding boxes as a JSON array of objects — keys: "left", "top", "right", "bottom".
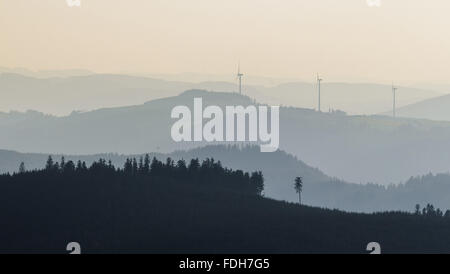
[
  {"left": 317, "top": 74, "right": 323, "bottom": 112},
  {"left": 392, "top": 83, "right": 398, "bottom": 118},
  {"left": 237, "top": 63, "right": 244, "bottom": 94}
]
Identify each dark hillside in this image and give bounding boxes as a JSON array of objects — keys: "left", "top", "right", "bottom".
[{"left": 1, "top": 158, "right": 449, "bottom": 254}]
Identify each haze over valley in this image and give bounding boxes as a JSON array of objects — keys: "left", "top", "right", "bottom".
[{"left": 2, "top": 87, "right": 450, "bottom": 187}]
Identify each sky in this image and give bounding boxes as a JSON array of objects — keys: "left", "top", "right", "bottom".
[{"left": 1, "top": 0, "right": 450, "bottom": 85}]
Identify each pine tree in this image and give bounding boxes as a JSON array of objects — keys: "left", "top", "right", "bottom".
[
  {"left": 46, "top": 156, "right": 54, "bottom": 170},
  {"left": 250, "top": 171, "right": 264, "bottom": 196},
  {"left": 415, "top": 204, "right": 421, "bottom": 215},
  {"left": 76, "top": 160, "right": 83, "bottom": 170},
  {"left": 294, "top": 177, "right": 303, "bottom": 204},
  {"left": 138, "top": 156, "right": 144, "bottom": 173},
  {"left": 19, "top": 162, "right": 26, "bottom": 173},
  {"left": 124, "top": 158, "right": 133, "bottom": 175},
  {"left": 188, "top": 158, "right": 200, "bottom": 172},
  {"left": 132, "top": 158, "right": 138, "bottom": 175},
  {"left": 60, "top": 156, "right": 66, "bottom": 170},
  {"left": 143, "top": 154, "right": 150, "bottom": 174}
]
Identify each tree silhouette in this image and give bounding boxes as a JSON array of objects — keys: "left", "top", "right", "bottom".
[
  {"left": 445, "top": 210, "right": 450, "bottom": 218},
  {"left": 64, "top": 160, "right": 76, "bottom": 173},
  {"left": 60, "top": 156, "right": 66, "bottom": 170},
  {"left": 415, "top": 204, "right": 421, "bottom": 215},
  {"left": 4, "top": 155, "right": 450, "bottom": 253},
  {"left": 294, "top": 177, "right": 303, "bottom": 204},
  {"left": 132, "top": 158, "right": 138, "bottom": 175},
  {"left": 250, "top": 171, "right": 264, "bottom": 196},
  {"left": 124, "top": 158, "right": 133, "bottom": 175},
  {"left": 138, "top": 156, "right": 144, "bottom": 173},
  {"left": 19, "top": 162, "right": 26, "bottom": 173},
  {"left": 143, "top": 154, "right": 150, "bottom": 173},
  {"left": 45, "top": 156, "right": 54, "bottom": 170}
]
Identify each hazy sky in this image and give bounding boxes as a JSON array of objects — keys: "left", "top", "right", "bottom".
[{"left": 1, "top": 0, "right": 450, "bottom": 84}]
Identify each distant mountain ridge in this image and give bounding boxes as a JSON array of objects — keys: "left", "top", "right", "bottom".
[
  {"left": 2, "top": 89, "right": 450, "bottom": 186},
  {"left": 3, "top": 145, "right": 450, "bottom": 213},
  {"left": 0, "top": 72, "right": 441, "bottom": 116},
  {"left": 0, "top": 67, "right": 94, "bottom": 78},
  {"left": 394, "top": 93, "right": 450, "bottom": 121}
]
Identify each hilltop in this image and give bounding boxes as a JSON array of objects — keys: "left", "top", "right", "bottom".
[
  {"left": 1, "top": 158, "right": 450, "bottom": 254},
  {"left": 394, "top": 93, "right": 450, "bottom": 121},
  {"left": 2, "top": 89, "right": 450, "bottom": 185},
  {"left": 4, "top": 145, "right": 450, "bottom": 213},
  {"left": 0, "top": 72, "right": 440, "bottom": 115}
]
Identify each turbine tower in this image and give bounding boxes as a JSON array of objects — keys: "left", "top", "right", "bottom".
[
  {"left": 392, "top": 83, "right": 398, "bottom": 118},
  {"left": 237, "top": 63, "right": 244, "bottom": 94},
  {"left": 317, "top": 74, "right": 323, "bottom": 112}
]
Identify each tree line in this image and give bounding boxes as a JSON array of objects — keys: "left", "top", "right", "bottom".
[
  {"left": 3, "top": 156, "right": 450, "bottom": 253},
  {"left": 13, "top": 155, "right": 264, "bottom": 196},
  {"left": 414, "top": 203, "right": 450, "bottom": 218}
]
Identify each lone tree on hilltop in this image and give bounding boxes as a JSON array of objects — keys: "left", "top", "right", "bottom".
[{"left": 294, "top": 177, "right": 303, "bottom": 205}]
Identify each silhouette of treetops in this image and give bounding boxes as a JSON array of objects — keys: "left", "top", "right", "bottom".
[
  {"left": 5, "top": 155, "right": 264, "bottom": 197},
  {"left": 3, "top": 156, "right": 450, "bottom": 253},
  {"left": 414, "top": 203, "right": 450, "bottom": 218}
]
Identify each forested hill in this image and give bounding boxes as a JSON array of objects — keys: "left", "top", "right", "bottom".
[
  {"left": 5, "top": 145, "right": 450, "bottom": 213},
  {"left": 1, "top": 158, "right": 450, "bottom": 254},
  {"left": 3, "top": 89, "right": 450, "bottom": 185}
]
